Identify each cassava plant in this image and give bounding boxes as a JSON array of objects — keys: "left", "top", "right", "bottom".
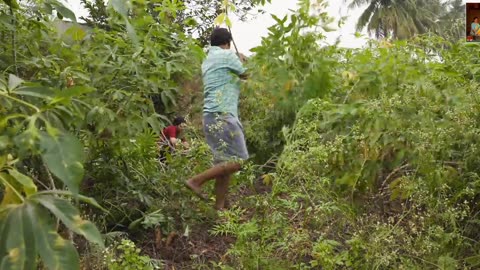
[{"left": 0, "top": 0, "right": 205, "bottom": 268}]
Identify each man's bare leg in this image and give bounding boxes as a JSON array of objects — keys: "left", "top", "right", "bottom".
[
  {"left": 214, "top": 174, "right": 231, "bottom": 210},
  {"left": 186, "top": 162, "right": 241, "bottom": 199}
]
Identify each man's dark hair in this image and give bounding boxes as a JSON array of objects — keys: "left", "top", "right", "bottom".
[
  {"left": 475, "top": 17, "right": 479, "bottom": 21},
  {"left": 210, "top": 27, "right": 232, "bottom": 46},
  {"left": 173, "top": 116, "right": 186, "bottom": 126}
]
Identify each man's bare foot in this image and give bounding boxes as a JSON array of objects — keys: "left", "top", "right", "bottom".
[{"left": 184, "top": 180, "right": 208, "bottom": 201}]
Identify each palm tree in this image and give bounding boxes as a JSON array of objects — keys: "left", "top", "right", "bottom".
[
  {"left": 438, "top": 0, "right": 465, "bottom": 42},
  {"left": 347, "top": 0, "right": 442, "bottom": 39}
]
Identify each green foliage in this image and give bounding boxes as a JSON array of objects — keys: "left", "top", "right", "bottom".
[
  {"left": 81, "top": 0, "right": 269, "bottom": 46},
  {"left": 208, "top": 2, "right": 480, "bottom": 269},
  {"left": 2, "top": 0, "right": 479, "bottom": 269},
  {"left": 0, "top": 0, "right": 204, "bottom": 268},
  {"left": 240, "top": 0, "right": 337, "bottom": 162},
  {"left": 0, "top": 68, "right": 104, "bottom": 268},
  {"left": 0, "top": 196, "right": 103, "bottom": 270},
  {"left": 104, "top": 239, "right": 161, "bottom": 270}
]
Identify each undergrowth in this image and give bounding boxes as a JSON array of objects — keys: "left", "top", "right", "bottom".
[{"left": 1, "top": 0, "right": 479, "bottom": 269}]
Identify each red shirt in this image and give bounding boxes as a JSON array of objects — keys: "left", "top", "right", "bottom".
[{"left": 161, "top": 126, "right": 185, "bottom": 144}]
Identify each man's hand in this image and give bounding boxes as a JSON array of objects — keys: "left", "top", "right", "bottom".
[
  {"left": 237, "top": 52, "right": 248, "bottom": 63},
  {"left": 170, "top": 137, "right": 179, "bottom": 146}
]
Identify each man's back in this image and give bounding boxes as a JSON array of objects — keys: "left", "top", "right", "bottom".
[{"left": 202, "top": 46, "right": 246, "bottom": 118}]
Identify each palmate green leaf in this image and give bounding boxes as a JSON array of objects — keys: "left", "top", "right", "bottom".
[
  {"left": 0, "top": 204, "right": 36, "bottom": 270},
  {"left": 214, "top": 13, "right": 226, "bottom": 26},
  {"left": 32, "top": 195, "right": 104, "bottom": 248},
  {"left": 28, "top": 202, "right": 80, "bottom": 270},
  {"left": 39, "top": 133, "right": 85, "bottom": 195},
  {"left": 0, "top": 202, "right": 83, "bottom": 270},
  {"left": 0, "top": 206, "right": 26, "bottom": 269}
]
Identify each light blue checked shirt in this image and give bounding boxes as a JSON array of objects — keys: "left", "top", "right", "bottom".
[{"left": 202, "top": 46, "right": 246, "bottom": 118}]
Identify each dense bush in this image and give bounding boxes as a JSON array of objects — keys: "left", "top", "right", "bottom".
[
  {"left": 1, "top": 0, "right": 479, "bottom": 269},
  {"left": 0, "top": 0, "right": 205, "bottom": 267},
  {"left": 214, "top": 33, "right": 480, "bottom": 270}
]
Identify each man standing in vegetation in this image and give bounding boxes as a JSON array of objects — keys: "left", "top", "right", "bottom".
[{"left": 185, "top": 27, "right": 248, "bottom": 211}]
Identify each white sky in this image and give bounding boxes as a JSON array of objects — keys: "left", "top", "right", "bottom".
[
  {"left": 62, "top": 0, "right": 470, "bottom": 54},
  {"left": 62, "top": 0, "right": 368, "bottom": 53},
  {"left": 229, "top": 1, "right": 370, "bottom": 51}
]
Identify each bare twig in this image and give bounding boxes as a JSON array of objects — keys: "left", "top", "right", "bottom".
[
  {"left": 380, "top": 163, "right": 411, "bottom": 191},
  {"left": 32, "top": 175, "right": 50, "bottom": 190},
  {"left": 43, "top": 162, "right": 57, "bottom": 191}
]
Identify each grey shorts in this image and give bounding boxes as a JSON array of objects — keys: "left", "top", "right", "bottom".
[{"left": 203, "top": 112, "right": 249, "bottom": 164}]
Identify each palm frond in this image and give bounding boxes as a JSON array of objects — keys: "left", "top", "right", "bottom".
[{"left": 356, "top": 1, "right": 378, "bottom": 32}]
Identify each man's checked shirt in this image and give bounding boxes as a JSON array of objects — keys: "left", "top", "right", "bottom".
[{"left": 201, "top": 46, "right": 246, "bottom": 118}]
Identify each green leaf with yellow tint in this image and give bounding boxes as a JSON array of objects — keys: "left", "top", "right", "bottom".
[
  {"left": 30, "top": 203, "right": 80, "bottom": 270},
  {"left": 32, "top": 195, "right": 104, "bottom": 248},
  {"left": 0, "top": 203, "right": 36, "bottom": 269},
  {"left": 214, "top": 13, "right": 226, "bottom": 26},
  {"left": 0, "top": 155, "right": 6, "bottom": 168},
  {"left": 8, "top": 169, "right": 37, "bottom": 196},
  {"left": 225, "top": 17, "right": 232, "bottom": 28},
  {"left": 65, "top": 25, "right": 87, "bottom": 41},
  {"left": 0, "top": 173, "right": 22, "bottom": 206},
  {"left": 0, "top": 187, "right": 20, "bottom": 207}
]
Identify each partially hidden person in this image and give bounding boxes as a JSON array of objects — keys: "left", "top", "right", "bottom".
[
  {"left": 158, "top": 116, "right": 189, "bottom": 163},
  {"left": 185, "top": 27, "right": 248, "bottom": 211}
]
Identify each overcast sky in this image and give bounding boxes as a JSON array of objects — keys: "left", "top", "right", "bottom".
[
  {"left": 62, "top": 0, "right": 368, "bottom": 53},
  {"left": 62, "top": 0, "right": 470, "bottom": 54}
]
